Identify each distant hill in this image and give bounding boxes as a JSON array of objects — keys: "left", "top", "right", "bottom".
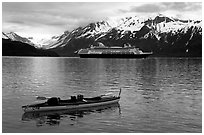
[{"left": 2, "top": 39, "right": 59, "bottom": 57}]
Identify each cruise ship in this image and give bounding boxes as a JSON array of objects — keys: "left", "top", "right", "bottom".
[{"left": 76, "top": 43, "right": 153, "bottom": 58}]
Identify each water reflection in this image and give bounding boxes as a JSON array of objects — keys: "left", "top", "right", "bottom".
[{"left": 22, "top": 103, "right": 120, "bottom": 127}]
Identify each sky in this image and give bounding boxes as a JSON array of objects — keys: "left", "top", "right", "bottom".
[{"left": 2, "top": 2, "right": 202, "bottom": 39}]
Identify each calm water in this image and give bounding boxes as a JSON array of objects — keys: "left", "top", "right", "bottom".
[{"left": 2, "top": 57, "right": 202, "bottom": 133}]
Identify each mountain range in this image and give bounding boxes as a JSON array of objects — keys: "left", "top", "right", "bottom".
[{"left": 2, "top": 14, "right": 202, "bottom": 57}]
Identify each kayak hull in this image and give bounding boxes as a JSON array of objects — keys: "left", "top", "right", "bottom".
[
  {"left": 22, "top": 103, "right": 120, "bottom": 122},
  {"left": 23, "top": 97, "right": 120, "bottom": 113}
]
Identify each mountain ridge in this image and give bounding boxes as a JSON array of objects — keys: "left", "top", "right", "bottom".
[
  {"left": 48, "top": 14, "right": 202, "bottom": 57},
  {"left": 2, "top": 32, "right": 35, "bottom": 46},
  {"left": 2, "top": 14, "right": 202, "bottom": 57}
]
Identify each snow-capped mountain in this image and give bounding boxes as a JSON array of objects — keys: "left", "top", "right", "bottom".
[
  {"left": 3, "top": 14, "right": 201, "bottom": 57},
  {"left": 46, "top": 14, "right": 201, "bottom": 57},
  {"left": 2, "top": 32, "right": 35, "bottom": 46}
]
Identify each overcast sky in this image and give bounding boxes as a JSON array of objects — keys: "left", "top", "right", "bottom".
[{"left": 2, "top": 2, "right": 202, "bottom": 39}]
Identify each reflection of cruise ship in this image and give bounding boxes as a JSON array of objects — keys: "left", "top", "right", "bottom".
[{"left": 76, "top": 43, "right": 153, "bottom": 58}]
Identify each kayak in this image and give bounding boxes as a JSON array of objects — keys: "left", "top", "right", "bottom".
[
  {"left": 22, "top": 103, "right": 120, "bottom": 122},
  {"left": 22, "top": 90, "right": 121, "bottom": 113}
]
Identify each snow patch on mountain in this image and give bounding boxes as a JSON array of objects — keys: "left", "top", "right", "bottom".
[{"left": 29, "top": 36, "right": 60, "bottom": 48}]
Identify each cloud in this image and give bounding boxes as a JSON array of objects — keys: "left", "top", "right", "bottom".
[
  {"left": 2, "top": 2, "right": 123, "bottom": 38},
  {"left": 121, "top": 2, "right": 202, "bottom": 13},
  {"left": 2, "top": 2, "right": 117, "bottom": 32},
  {"left": 2, "top": 2, "right": 202, "bottom": 38},
  {"left": 161, "top": 2, "right": 201, "bottom": 11},
  {"left": 129, "top": 4, "right": 164, "bottom": 13}
]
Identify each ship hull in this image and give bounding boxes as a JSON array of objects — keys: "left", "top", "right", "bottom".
[{"left": 79, "top": 53, "right": 152, "bottom": 58}]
